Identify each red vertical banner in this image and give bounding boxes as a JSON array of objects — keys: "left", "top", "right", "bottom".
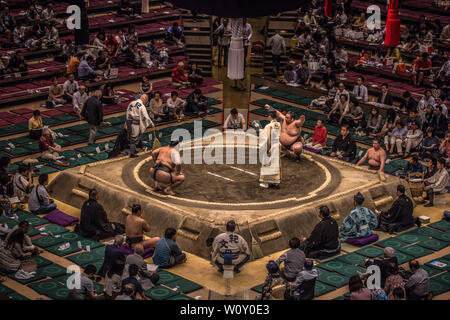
[
  {"left": 325, "top": 0, "right": 333, "bottom": 17},
  {"left": 385, "top": 0, "right": 400, "bottom": 47}
]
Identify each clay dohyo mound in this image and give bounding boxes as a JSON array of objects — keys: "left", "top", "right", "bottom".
[{"left": 139, "top": 153, "right": 329, "bottom": 203}]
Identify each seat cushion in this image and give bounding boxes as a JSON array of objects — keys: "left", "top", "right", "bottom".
[
  {"left": 345, "top": 233, "right": 379, "bottom": 247},
  {"left": 43, "top": 210, "right": 80, "bottom": 227}
]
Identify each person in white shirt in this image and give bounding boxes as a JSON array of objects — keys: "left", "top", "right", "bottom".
[
  {"left": 13, "top": 165, "right": 32, "bottom": 203},
  {"left": 352, "top": 76, "right": 368, "bottom": 102},
  {"left": 423, "top": 158, "right": 449, "bottom": 207},
  {"left": 403, "top": 120, "right": 423, "bottom": 158},
  {"left": 126, "top": 94, "right": 154, "bottom": 158},
  {"left": 73, "top": 85, "right": 89, "bottom": 117},
  {"left": 242, "top": 18, "right": 253, "bottom": 68},
  {"left": 215, "top": 18, "right": 232, "bottom": 68},
  {"left": 267, "top": 30, "right": 286, "bottom": 74},
  {"left": 435, "top": 96, "right": 448, "bottom": 118},
  {"left": 333, "top": 44, "right": 348, "bottom": 71},
  {"left": 63, "top": 73, "right": 79, "bottom": 102},
  {"left": 223, "top": 108, "right": 247, "bottom": 130},
  {"left": 166, "top": 91, "right": 187, "bottom": 122},
  {"left": 335, "top": 7, "right": 347, "bottom": 27}
]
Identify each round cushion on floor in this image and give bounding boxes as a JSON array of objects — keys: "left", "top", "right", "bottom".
[
  {"left": 435, "top": 273, "right": 450, "bottom": 286},
  {"left": 33, "top": 236, "right": 58, "bottom": 247},
  {"left": 73, "top": 253, "right": 95, "bottom": 264},
  {"left": 168, "top": 295, "right": 192, "bottom": 300},
  {"left": 377, "top": 239, "right": 405, "bottom": 249},
  {"left": 401, "top": 246, "right": 427, "bottom": 256},
  {"left": 322, "top": 260, "right": 344, "bottom": 271},
  {"left": 358, "top": 247, "right": 383, "bottom": 257},
  {"left": 61, "top": 233, "right": 79, "bottom": 241},
  {"left": 42, "top": 265, "right": 65, "bottom": 277},
  {"left": 53, "top": 287, "right": 69, "bottom": 300},
  {"left": 422, "top": 239, "right": 445, "bottom": 249},
  {"left": 340, "top": 253, "right": 365, "bottom": 265},
  {"left": 399, "top": 234, "right": 420, "bottom": 243},
  {"left": 158, "top": 272, "right": 179, "bottom": 284},
  {"left": 36, "top": 281, "right": 59, "bottom": 291},
  {"left": 149, "top": 287, "right": 172, "bottom": 299}
]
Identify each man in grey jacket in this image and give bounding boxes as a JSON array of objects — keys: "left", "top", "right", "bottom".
[
  {"left": 405, "top": 260, "right": 431, "bottom": 300},
  {"left": 276, "top": 237, "right": 305, "bottom": 282},
  {"left": 28, "top": 174, "right": 56, "bottom": 214},
  {"left": 267, "top": 30, "right": 286, "bottom": 74},
  {"left": 124, "top": 244, "right": 159, "bottom": 290}
]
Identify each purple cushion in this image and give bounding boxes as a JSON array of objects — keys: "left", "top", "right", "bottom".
[
  {"left": 119, "top": 244, "right": 154, "bottom": 258},
  {"left": 345, "top": 234, "right": 379, "bottom": 247},
  {"left": 44, "top": 209, "right": 79, "bottom": 227}
]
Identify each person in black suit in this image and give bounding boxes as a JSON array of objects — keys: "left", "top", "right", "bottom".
[
  {"left": 98, "top": 235, "right": 126, "bottom": 278},
  {"left": 433, "top": 105, "right": 448, "bottom": 139},
  {"left": 377, "top": 83, "right": 394, "bottom": 106},
  {"left": 81, "top": 90, "right": 103, "bottom": 145}
]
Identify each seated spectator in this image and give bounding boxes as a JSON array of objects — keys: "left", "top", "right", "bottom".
[
  {"left": 42, "top": 22, "right": 60, "bottom": 49},
  {"left": 276, "top": 237, "right": 305, "bottom": 282},
  {"left": 418, "top": 90, "right": 436, "bottom": 113},
  {"left": 211, "top": 220, "right": 251, "bottom": 273},
  {"left": 121, "top": 264, "right": 150, "bottom": 300},
  {"left": 146, "top": 39, "right": 159, "bottom": 61},
  {"left": 127, "top": 43, "right": 146, "bottom": 68},
  {"left": 105, "top": 34, "right": 119, "bottom": 57},
  {"left": 385, "top": 120, "right": 408, "bottom": 156},
  {"left": 100, "top": 83, "right": 118, "bottom": 105},
  {"left": 165, "top": 22, "right": 184, "bottom": 45},
  {"left": 148, "top": 91, "right": 167, "bottom": 122},
  {"left": 47, "top": 76, "right": 65, "bottom": 107},
  {"left": 405, "top": 260, "right": 431, "bottom": 300},
  {"left": 57, "top": 39, "right": 76, "bottom": 63},
  {"left": 28, "top": 110, "right": 43, "bottom": 140},
  {"left": 153, "top": 228, "right": 187, "bottom": 268},
  {"left": 332, "top": 44, "right": 348, "bottom": 72},
  {"left": 188, "top": 63, "right": 203, "bottom": 87},
  {"left": 78, "top": 56, "right": 98, "bottom": 81},
  {"left": 374, "top": 108, "right": 399, "bottom": 141},
  {"left": 399, "top": 91, "right": 418, "bottom": 114},
  {"left": 13, "top": 165, "right": 32, "bottom": 203},
  {"left": 439, "top": 132, "right": 450, "bottom": 163},
  {"left": 412, "top": 52, "right": 432, "bottom": 87},
  {"left": 330, "top": 125, "right": 356, "bottom": 162},
  {"left": 68, "top": 264, "right": 101, "bottom": 300},
  {"left": 295, "top": 60, "right": 311, "bottom": 86},
  {"left": 424, "top": 158, "right": 438, "bottom": 180},
  {"left": 39, "top": 128, "right": 66, "bottom": 163},
  {"left": 376, "top": 83, "right": 393, "bottom": 106},
  {"left": 0, "top": 6, "right": 16, "bottom": 33},
  {"left": 185, "top": 88, "right": 208, "bottom": 115},
  {"left": 0, "top": 222, "right": 35, "bottom": 273},
  {"left": 94, "top": 50, "right": 110, "bottom": 72},
  {"left": 435, "top": 96, "right": 448, "bottom": 118},
  {"left": 318, "top": 65, "right": 336, "bottom": 89},
  {"left": 432, "top": 73, "right": 449, "bottom": 102},
  {"left": 171, "top": 62, "right": 189, "bottom": 88},
  {"left": 327, "top": 94, "right": 349, "bottom": 125},
  {"left": 405, "top": 109, "right": 422, "bottom": 130},
  {"left": 403, "top": 120, "right": 423, "bottom": 158},
  {"left": 223, "top": 108, "right": 245, "bottom": 130},
  {"left": 375, "top": 184, "right": 415, "bottom": 233},
  {"left": 349, "top": 275, "right": 372, "bottom": 300},
  {"left": 67, "top": 52, "right": 83, "bottom": 76},
  {"left": 115, "top": 283, "right": 134, "bottom": 300},
  {"left": 140, "top": 75, "right": 152, "bottom": 96},
  {"left": 384, "top": 264, "right": 406, "bottom": 300},
  {"left": 287, "top": 260, "right": 317, "bottom": 301},
  {"left": 63, "top": 74, "right": 79, "bottom": 103},
  {"left": 166, "top": 91, "right": 186, "bottom": 122},
  {"left": 422, "top": 105, "right": 436, "bottom": 133},
  {"left": 423, "top": 158, "right": 449, "bottom": 207},
  {"left": 73, "top": 85, "right": 89, "bottom": 117},
  {"left": 5, "top": 221, "right": 39, "bottom": 256},
  {"left": 432, "top": 105, "right": 447, "bottom": 139},
  {"left": 0, "top": 156, "right": 12, "bottom": 198},
  {"left": 299, "top": 206, "right": 340, "bottom": 259},
  {"left": 259, "top": 261, "right": 285, "bottom": 300},
  {"left": 7, "top": 52, "right": 27, "bottom": 75},
  {"left": 325, "top": 81, "right": 349, "bottom": 113},
  {"left": 339, "top": 192, "right": 378, "bottom": 241},
  {"left": 41, "top": 3, "right": 56, "bottom": 23},
  {"left": 359, "top": 107, "right": 383, "bottom": 136},
  {"left": 98, "top": 235, "right": 126, "bottom": 278},
  {"left": 124, "top": 244, "right": 159, "bottom": 290},
  {"left": 283, "top": 65, "right": 297, "bottom": 84},
  {"left": 343, "top": 98, "right": 365, "bottom": 130},
  {"left": 12, "top": 21, "right": 26, "bottom": 47},
  {"left": 305, "top": 119, "right": 327, "bottom": 150},
  {"left": 104, "top": 260, "right": 125, "bottom": 300},
  {"left": 28, "top": 173, "right": 57, "bottom": 214},
  {"left": 352, "top": 76, "right": 368, "bottom": 102},
  {"left": 357, "top": 138, "right": 386, "bottom": 173},
  {"left": 127, "top": 24, "right": 138, "bottom": 44},
  {"left": 125, "top": 204, "right": 160, "bottom": 249},
  {"left": 92, "top": 31, "right": 107, "bottom": 53},
  {"left": 401, "top": 155, "right": 425, "bottom": 178}
]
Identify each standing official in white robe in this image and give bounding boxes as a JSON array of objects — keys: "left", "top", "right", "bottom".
[{"left": 126, "top": 94, "right": 154, "bottom": 158}]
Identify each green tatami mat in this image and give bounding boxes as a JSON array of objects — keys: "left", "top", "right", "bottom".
[
  {"left": 428, "top": 220, "right": 450, "bottom": 232},
  {"left": 422, "top": 265, "right": 444, "bottom": 277},
  {"left": 33, "top": 256, "right": 53, "bottom": 268},
  {"left": 425, "top": 258, "right": 450, "bottom": 272},
  {"left": 403, "top": 227, "right": 446, "bottom": 239},
  {"left": 28, "top": 279, "right": 63, "bottom": 295},
  {"left": 433, "top": 272, "right": 450, "bottom": 286},
  {"left": 429, "top": 279, "right": 450, "bottom": 296},
  {"left": 167, "top": 294, "right": 195, "bottom": 300},
  {"left": 314, "top": 281, "right": 335, "bottom": 297},
  {"left": 316, "top": 269, "right": 348, "bottom": 288},
  {"left": 317, "top": 259, "right": 357, "bottom": 275},
  {"left": 397, "top": 233, "right": 429, "bottom": 244},
  {"left": 66, "top": 252, "right": 102, "bottom": 267},
  {"left": 157, "top": 270, "right": 182, "bottom": 285},
  {"left": 375, "top": 238, "right": 409, "bottom": 250},
  {"left": 337, "top": 252, "right": 367, "bottom": 266},
  {"left": 416, "top": 238, "right": 448, "bottom": 251},
  {"left": 145, "top": 286, "right": 179, "bottom": 300},
  {"left": 355, "top": 246, "right": 385, "bottom": 258},
  {"left": 394, "top": 251, "right": 414, "bottom": 265},
  {"left": 7, "top": 292, "right": 29, "bottom": 300},
  {"left": 165, "top": 278, "right": 203, "bottom": 294},
  {"left": 37, "top": 224, "right": 69, "bottom": 236},
  {"left": 33, "top": 232, "right": 81, "bottom": 248},
  {"left": 45, "top": 243, "right": 82, "bottom": 257},
  {"left": 0, "top": 284, "right": 14, "bottom": 295},
  {"left": 398, "top": 245, "right": 434, "bottom": 258}
]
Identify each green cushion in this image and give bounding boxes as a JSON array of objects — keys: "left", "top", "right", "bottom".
[
  {"left": 53, "top": 114, "right": 78, "bottom": 123},
  {"left": 398, "top": 245, "right": 434, "bottom": 258},
  {"left": 66, "top": 247, "right": 105, "bottom": 267},
  {"left": 165, "top": 278, "right": 203, "bottom": 293},
  {"left": 33, "top": 256, "right": 53, "bottom": 268},
  {"left": 157, "top": 270, "right": 182, "bottom": 285},
  {"left": 75, "top": 145, "right": 99, "bottom": 154},
  {"left": 337, "top": 252, "right": 367, "bottom": 266},
  {"left": 0, "top": 217, "right": 19, "bottom": 228},
  {"left": 7, "top": 292, "right": 29, "bottom": 300},
  {"left": 29, "top": 279, "right": 63, "bottom": 294},
  {"left": 251, "top": 99, "right": 276, "bottom": 107},
  {"left": 397, "top": 233, "right": 429, "bottom": 244},
  {"left": 394, "top": 251, "right": 414, "bottom": 264},
  {"left": 27, "top": 227, "right": 40, "bottom": 237},
  {"left": 145, "top": 286, "right": 179, "bottom": 300},
  {"left": 316, "top": 268, "right": 348, "bottom": 288},
  {"left": 35, "top": 165, "right": 59, "bottom": 176},
  {"left": 0, "top": 284, "right": 13, "bottom": 295},
  {"left": 42, "top": 118, "right": 60, "bottom": 126},
  {"left": 417, "top": 238, "right": 448, "bottom": 251},
  {"left": 6, "top": 147, "right": 31, "bottom": 157},
  {"left": 429, "top": 231, "right": 450, "bottom": 243},
  {"left": 88, "top": 152, "right": 109, "bottom": 161},
  {"left": 63, "top": 134, "right": 86, "bottom": 144},
  {"left": 167, "top": 294, "right": 194, "bottom": 300},
  {"left": 429, "top": 279, "right": 450, "bottom": 296},
  {"left": 68, "top": 123, "right": 90, "bottom": 132},
  {"left": 45, "top": 243, "right": 82, "bottom": 257},
  {"left": 37, "top": 224, "right": 69, "bottom": 236},
  {"left": 425, "top": 258, "right": 450, "bottom": 272},
  {"left": 60, "top": 150, "right": 79, "bottom": 158},
  {"left": 314, "top": 280, "right": 335, "bottom": 297},
  {"left": 24, "top": 143, "right": 40, "bottom": 153},
  {"left": 251, "top": 284, "right": 263, "bottom": 293},
  {"left": 422, "top": 265, "right": 444, "bottom": 277},
  {"left": 38, "top": 263, "right": 67, "bottom": 278},
  {"left": 317, "top": 259, "right": 349, "bottom": 273},
  {"left": 433, "top": 272, "right": 450, "bottom": 286},
  {"left": 428, "top": 220, "right": 450, "bottom": 232},
  {"left": 9, "top": 136, "right": 34, "bottom": 145},
  {"left": 26, "top": 215, "right": 50, "bottom": 228},
  {"left": 375, "top": 238, "right": 408, "bottom": 250},
  {"left": 402, "top": 227, "right": 445, "bottom": 239},
  {"left": 98, "top": 125, "right": 122, "bottom": 136},
  {"left": 33, "top": 235, "right": 65, "bottom": 248},
  {"left": 0, "top": 123, "right": 28, "bottom": 135}
]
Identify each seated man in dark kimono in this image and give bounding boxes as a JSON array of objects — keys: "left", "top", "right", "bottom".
[
  {"left": 375, "top": 184, "right": 416, "bottom": 233},
  {"left": 185, "top": 88, "right": 209, "bottom": 115},
  {"left": 76, "top": 189, "right": 123, "bottom": 240},
  {"left": 299, "top": 206, "right": 340, "bottom": 259}
]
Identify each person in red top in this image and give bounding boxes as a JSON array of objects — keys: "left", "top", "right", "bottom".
[
  {"left": 39, "top": 128, "right": 69, "bottom": 166},
  {"left": 105, "top": 34, "right": 119, "bottom": 57},
  {"left": 412, "top": 52, "right": 432, "bottom": 87},
  {"left": 305, "top": 119, "right": 328, "bottom": 151},
  {"left": 171, "top": 62, "right": 189, "bottom": 88}
]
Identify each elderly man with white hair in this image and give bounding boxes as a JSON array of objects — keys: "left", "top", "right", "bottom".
[
  {"left": 126, "top": 93, "right": 154, "bottom": 158},
  {"left": 98, "top": 235, "right": 126, "bottom": 277},
  {"left": 171, "top": 61, "right": 190, "bottom": 88},
  {"left": 124, "top": 244, "right": 160, "bottom": 290},
  {"left": 39, "top": 127, "right": 68, "bottom": 165},
  {"left": 73, "top": 85, "right": 89, "bottom": 118}
]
